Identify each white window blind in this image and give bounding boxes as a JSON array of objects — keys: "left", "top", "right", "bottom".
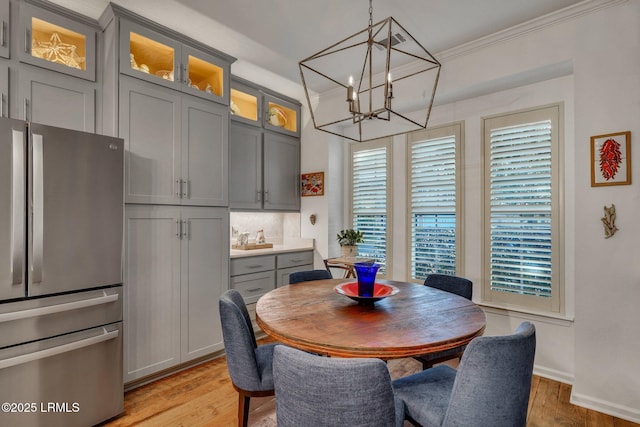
[
  {"left": 352, "top": 145, "right": 388, "bottom": 274},
  {"left": 410, "top": 135, "right": 457, "bottom": 279},
  {"left": 489, "top": 120, "right": 552, "bottom": 298}
]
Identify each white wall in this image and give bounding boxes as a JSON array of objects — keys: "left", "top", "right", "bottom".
[{"left": 300, "top": 0, "right": 640, "bottom": 422}]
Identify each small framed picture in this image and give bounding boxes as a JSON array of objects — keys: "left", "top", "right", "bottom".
[
  {"left": 591, "top": 131, "right": 631, "bottom": 187},
  {"left": 301, "top": 172, "right": 324, "bottom": 196}
]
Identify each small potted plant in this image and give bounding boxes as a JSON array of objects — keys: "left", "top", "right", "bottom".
[{"left": 336, "top": 229, "right": 364, "bottom": 257}]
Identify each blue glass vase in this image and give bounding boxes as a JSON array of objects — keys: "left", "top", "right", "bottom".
[{"left": 354, "top": 262, "right": 380, "bottom": 297}]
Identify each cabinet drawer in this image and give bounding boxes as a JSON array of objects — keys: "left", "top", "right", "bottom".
[
  {"left": 230, "top": 271, "right": 276, "bottom": 304},
  {"left": 277, "top": 264, "right": 313, "bottom": 287},
  {"left": 230, "top": 255, "right": 275, "bottom": 276},
  {"left": 277, "top": 251, "right": 313, "bottom": 269}
]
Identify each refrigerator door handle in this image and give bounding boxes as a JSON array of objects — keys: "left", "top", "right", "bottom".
[
  {"left": 0, "top": 327, "right": 119, "bottom": 370},
  {"left": 11, "top": 130, "right": 25, "bottom": 286},
  {"left": 31, "top": 133, "right": 44, "bottom": 284},
  {"left": 0, "top": 292, "right": 119, "bottom": 323}
]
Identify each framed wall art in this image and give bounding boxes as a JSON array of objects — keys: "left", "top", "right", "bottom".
[
  {"left": 591, "top": 131, "right": 631, "bottom": 187},
  {"left": 301, "top": 172, "right": 324, "bottom": 196}
]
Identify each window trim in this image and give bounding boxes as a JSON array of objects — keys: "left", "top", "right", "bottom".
[
  {"left": 481, "top": 103, "right": 564, "bottom": 315},
  {"left": 406, "top": 122, "right": 465, "bottom": 283},
  {"left": 349, "top": 137, "right": 393, "bottom": 278}
]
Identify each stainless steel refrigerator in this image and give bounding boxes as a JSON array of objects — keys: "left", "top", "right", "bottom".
[{"left": 0, "top": 118, "right": 124, "bottom": 426}]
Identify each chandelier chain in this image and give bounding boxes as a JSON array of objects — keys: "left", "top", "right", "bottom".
[{"left": 369, "top": 0, "right": 373, "bottom": 28}]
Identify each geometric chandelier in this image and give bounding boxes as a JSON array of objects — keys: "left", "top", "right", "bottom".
[{"left": 299, "top": 0, "right": 441, "bottom": 142}]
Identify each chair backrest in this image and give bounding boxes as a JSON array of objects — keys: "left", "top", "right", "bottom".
[
  {"left": 219, "top": 289, "right": 262, "bottom": 391},
  {"left": 443, "top": 321, "right": 536, "bottom": 427},
  {"left": 289, "top": 269, "right": 332, "bottom": 284},
  {"left": 324, "top": 259, "right": 352, "bottom": 278},
  {"left": 273, "top": 345, "right": 401, "bottom": 427},
  {"left": 424, "top": 273, "right": 472, "bottom": 300}
]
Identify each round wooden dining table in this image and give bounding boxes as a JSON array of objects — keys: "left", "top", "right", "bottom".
[{"left": 255, "top": 279, "right": 486, "bottom": 359}]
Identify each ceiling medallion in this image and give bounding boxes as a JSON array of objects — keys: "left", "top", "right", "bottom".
[{"left": 299, "top": 0, "right": 441, "bottom": 142}]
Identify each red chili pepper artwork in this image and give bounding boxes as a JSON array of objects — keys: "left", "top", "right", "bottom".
[{"left": 599, "top": 138, "right": 622, "bottom": 180}]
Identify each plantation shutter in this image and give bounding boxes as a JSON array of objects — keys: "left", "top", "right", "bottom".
[
  {"left": 410, "top": 135, "right": 457, "bottom": 279},
  {"left": 489, "top": 120, "right": 552, "bottom": 297},
  {"left": 352, "top": 146, "right": 388, "bottom": 274}
]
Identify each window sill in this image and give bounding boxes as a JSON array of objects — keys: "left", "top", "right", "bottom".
[{"left": 478, "top": 302, "right": 574, "bottom": 327}]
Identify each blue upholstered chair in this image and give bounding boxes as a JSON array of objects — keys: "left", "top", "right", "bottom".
[
  {"left": 219, "top": 289, "right": 277, "bottom": 427},
  {"left": 273, "top": 345, "right": 405, "bottom": 427},
  {"left": 288, "top": 269, "right": 332, "bottom": 284},
  {"left": 394, "top": 321, "right": 536, "bottom": 427},
  {"left": 414, "top": 274, "right": 473, "bottom": 370}
]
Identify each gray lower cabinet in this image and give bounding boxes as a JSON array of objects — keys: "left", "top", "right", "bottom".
[
  {"left": 230, "top": 250, "right": 313, "bottom": 329},
  {"left": 18, "top": 66, "right": 95, "bottom": 131},
  {"left": 229, "top": 122, "right": 300, "bottom": 211},
  {"left": 120, "top": 75, "right": 228, "bottom": 206},
  {"left": 124, "top": 204, "right": 229, "bottom": 383}
]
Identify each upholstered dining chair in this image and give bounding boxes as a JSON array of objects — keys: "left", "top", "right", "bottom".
[
  {"left": 414, "top": 273, "right": 473, "bottom": 370},
  {"left": 288, "top": 269, "right": 332, "bottom": 284},
  {"left": 394, "top": 321, "right": 536, "bottom": 427},
  {"left": 273, "top": 345, "right": 405, "bottom": 427},
  {"left": 219, "top": 289, "right": 277, "bottom": 427}
]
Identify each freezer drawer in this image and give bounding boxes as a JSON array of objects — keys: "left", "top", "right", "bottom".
[
  {"left": 0, "top": 323, "right": 123, "bottom": 427},
  {"left": 0, "top": 286, "right": 122, "bottom": 348}
]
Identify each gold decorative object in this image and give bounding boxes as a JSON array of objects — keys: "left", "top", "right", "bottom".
[
  {"left": 309, "top": 214, "right": 317, "bottom": 225},
  {"left": 32, "top": 32, "right": 85, "bottom": 69},
  {"left": 601, "top": 204, "right": 618, "bottom": 238}
]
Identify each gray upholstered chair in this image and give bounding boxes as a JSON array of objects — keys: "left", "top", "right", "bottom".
[
  {"left": 394, "top": 321, "right": 536, "bottom": 427},
  {"left": 273, "top": 345, "right": 405, "bottom": 427},
  {"left": 288, "top": 269, "right": 332, "bottom": 284},
  {"left": 219, "top": 289, "right": 277, "bottom": 427},
  {"left": 414, "top": 273, "right": 473, "bottom": 370}
]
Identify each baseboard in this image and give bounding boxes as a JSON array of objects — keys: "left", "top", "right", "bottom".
[
  {"left": 533, "top": 364, "right": 574, "bottom": 385},
  {"left": 570, "top": 392, "right": 640, "bottom": 424}
]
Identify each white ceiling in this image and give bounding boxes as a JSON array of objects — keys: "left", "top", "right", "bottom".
[{"left": 50, "top": 0, "right": 586, "bottom": 94}]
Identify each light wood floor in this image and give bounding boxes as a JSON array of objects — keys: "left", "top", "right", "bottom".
[{"left": 102, "top": 343, "right": 639, "bottom": 427}]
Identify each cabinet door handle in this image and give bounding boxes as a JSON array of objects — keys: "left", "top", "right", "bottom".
[
  {"left": 24, "top": 99, "right": 29, "bottom": 121},
  {"left": 1, "top": 93, "right": 4, "bottom": 118},
  {"left": 264, "top": 190, "right": 269, "bottom": 202},
  {"left": 176, "top": 219, "right": 182, "bottom": 239},
  {"left": 182, "top": 179, "right": 189, "bottom": 199},
  {"left": 182, "top": 220, "right": 189, "bottom": 239},
  {"left": 256, "top": 190, "right": 261, "bottom": 202},
  {"left": 246, "top": 265, "right": 264, "bottom": 269},
  {"left": 24, "top": 28, "right": 30, "bottom": 53},
  {"left": 246, "top": 288, "right": 263, "bottom": 293},
  {"left": 176, "top": 179, "right": 182, "bottom": 198},
  {"left": 0, "top": 21, "right": 5, "bottom": 47}
]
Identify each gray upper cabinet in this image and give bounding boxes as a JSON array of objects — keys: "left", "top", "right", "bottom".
[
  {"left": 0, "top": 63, "right": 7, "bottom": 118},
  {"left": 263, "top": 131, "right": 300, "bottom": 211},
  {"left": 120, "top": 75, "right": 227, "bottom": 206},
  {"left": 18, "top": 0, "right": 97, "bottom": 81},
  {"left": 229, "top": 77, "right": 301, "bottom": 211},
  {"left": 229, "top": 122, "right": 262, "bottom": 209},
  {"left": 119, "top": 16, "right": 230, "bottom": 106},
  {"left": 18, "top": 66, "right": 95, "bottom": 131},
  {"left": 0, "top": 0, "right": 9, "bottom": 59}
]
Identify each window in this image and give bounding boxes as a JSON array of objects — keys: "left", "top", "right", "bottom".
[
  {"left": 350, "top": 138, "right": 392, "bottom": 276},
  {"left": 482, "top": 104, "right": 563, "bottom": 314},
  {"left": 407, "top": 123, "right": 463, "bottom": 281}
]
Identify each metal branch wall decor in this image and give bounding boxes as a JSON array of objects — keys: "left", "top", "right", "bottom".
[{"left": 601, "top": 204, "right": 618, "bottom": 238}]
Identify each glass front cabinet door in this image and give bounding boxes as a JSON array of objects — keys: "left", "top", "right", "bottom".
[
  {"left": 262, "top": 93, "right": 300, "bottom": 137},
  {"left": 230, "top": 78, "right": 261, "bottom": 126},
  {"left": 120, "top": 19, "right": 229, "bottom": 105},
  {"left": 19, "top": 2, "right": 97, "bottom": 80}
]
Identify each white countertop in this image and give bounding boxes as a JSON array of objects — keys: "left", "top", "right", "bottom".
[{"left": 230, "top": 238, "right": 314, "bottom": 258}]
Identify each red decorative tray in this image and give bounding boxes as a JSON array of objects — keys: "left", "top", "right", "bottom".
[{"left": 334, "top": 282, "right": 399, "bottom": 304}]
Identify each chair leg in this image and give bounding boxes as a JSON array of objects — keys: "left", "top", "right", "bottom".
[{"left": 237, "top": 392, "right": 251, "bottom": 427}]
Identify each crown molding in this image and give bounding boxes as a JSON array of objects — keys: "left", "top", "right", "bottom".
[{"left": 437, "top": 0, "right": 628, "bottom": 61}]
